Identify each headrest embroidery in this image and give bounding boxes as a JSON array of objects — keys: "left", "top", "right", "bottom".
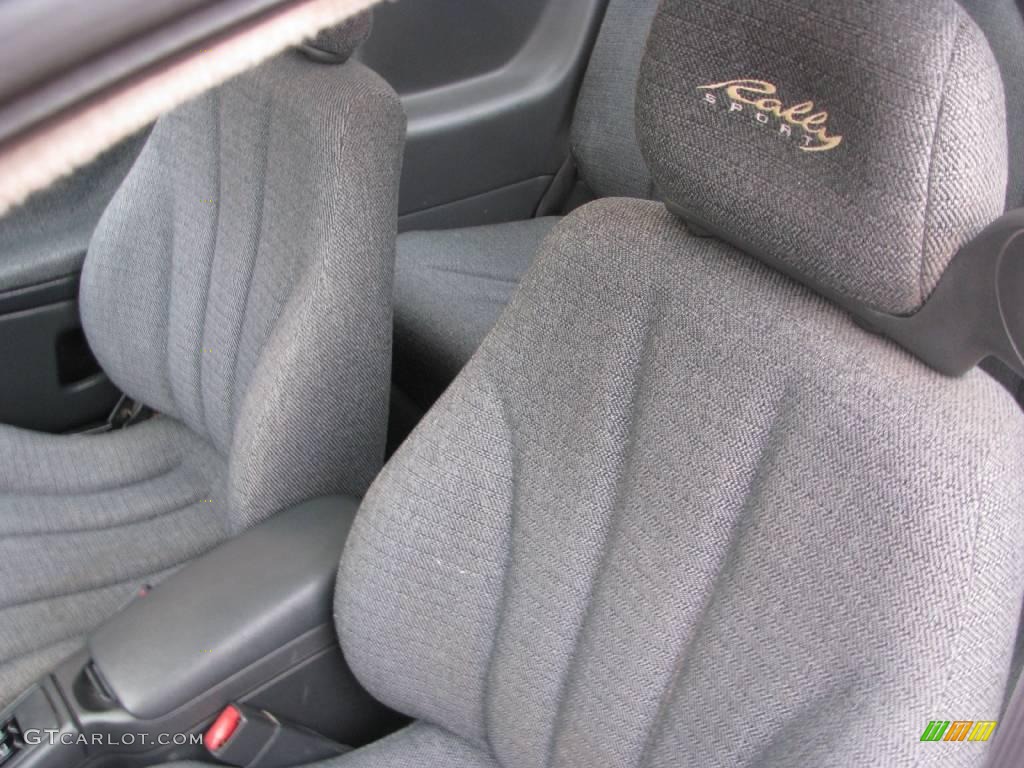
[{"left": 697, "top": 79, "right": 843, "bottom": 152}]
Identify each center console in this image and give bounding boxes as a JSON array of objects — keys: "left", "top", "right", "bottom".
[{"left": 0, "top": 497, "right": 404, "bottom": 768}]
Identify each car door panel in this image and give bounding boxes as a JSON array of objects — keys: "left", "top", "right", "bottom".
[{"left": 360, "top": 0, "right": 608, "bottom": 231}]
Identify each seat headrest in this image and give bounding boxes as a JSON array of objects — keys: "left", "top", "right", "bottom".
[
  {"left": 636, "top": 0, "right": 1008, "bottom": 316},
  {"left": 300, "top": 11, "right": 372, "bottom": 64}
]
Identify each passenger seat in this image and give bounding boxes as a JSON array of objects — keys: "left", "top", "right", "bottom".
[
  {"left": 393, "top": 0, "right": 660, "bottom": 406},
  {"left": 0, "top": 16, "right": 404, "bottom": 708}
]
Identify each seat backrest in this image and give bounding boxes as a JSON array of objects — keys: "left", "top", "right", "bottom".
[
  {"left": 569, "top": 0, "right": 660, "bottom": 199},
  {"left": 336, "top": 1, "right": 1024, "bottom": 766},
  {"left": 960, "top": 0, "right": 1024, "bottom": 209},
  {"left": 80, "top": 18, "right": 405, "bottom": 529}
]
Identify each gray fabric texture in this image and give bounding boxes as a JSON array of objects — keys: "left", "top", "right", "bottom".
[
  {"left": 332, "top": 722, "right": 496, "bottom": 768},
  {"left": 637, "top": 0, "right": 1008, "bottom": 315},
  {"left": 0, "top": 130, "right": 146, "bottom": 292},
  {"left": 81, "top": 52, "right": 404, "bottom": 525},
  {"left": 959, "top": 0, "right": 1024, "bottom": 209},
  {"left": 330, "top": 723, "right": 493, "bottom": 768},
  {"left": 304, "top": 11, "right": 373, "bottom": 61},
  {"left": 0, "top": 416, "right": 225, "bottom": 709},
  {"left": 569, "top": 0, "right": 660, "bottom": 199},
  {"left": 393, "top": 217, "right": 558, "bottom": 403},
  {"left": 338, "top": 199, "right": 1024, "bottom": 767},
  {"left": 0, "top": 52, "right": 403, "bottom": 709}
]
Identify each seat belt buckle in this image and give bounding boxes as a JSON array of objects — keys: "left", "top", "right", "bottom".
[
  {"left": 205, "top": 704, "right": 348, "bottom": 768},
  {"left": 80, "top": 394, "right": 152, "bottom": 434}
]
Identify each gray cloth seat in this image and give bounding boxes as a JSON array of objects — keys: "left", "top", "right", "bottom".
[
  {"left": 394, "top": 217, "right": 559, "bottom": 396},
  {"left": 392, "top": 0, "right": 661, "bottom": 405},
  {"left": 0, "top": 418, "right": 225, "bottom": 700},
  {"left": 393, "top": 0, "right": 1024, "bottom": 407},
  {"left": 0, "top": 16, "right": 404, "bottom": 710},
  {"left": 174, "top": 0, "right": 1022, "bottom": 765},
  {"left": 338, "top": 200, "right": 1024, "bottom": 767}
]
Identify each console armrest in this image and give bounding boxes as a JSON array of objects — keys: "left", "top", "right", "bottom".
[
  {"left": 90, "top": 496, "right": 357, "bottom": 720},
  {"left": 1, "top": 495, "right": 403, "bottom": 768}
]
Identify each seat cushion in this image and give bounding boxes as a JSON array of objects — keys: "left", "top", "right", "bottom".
[
  {"left": 393, "top": 217, "right": 559, "bottom": 405},
  {"left": 0, "top": 417, "right": 228, "bottom": 709}
]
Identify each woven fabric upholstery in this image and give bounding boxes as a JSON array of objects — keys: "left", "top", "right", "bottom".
[
  {"left": 81, "top": 53, "right": 404, "bottom": 526},
  {"left": 0, "top": 416, "right": 225, "bottom": 709},
  {"left": 155, "top": 2, "right": 1024, "bottom": 765},
  {"left": 960, "top": 0, "right": 1024, "bottom": 209},
  {"left": 393, "top": 217, "right": 559, "bottom": 405},
  {"left": 308, "top": 722, "right": 497, "bottom": 768},
  {"left": 0, "top": 48, "right": 403, "bottom": 708},
  {"left": 569, "top": 0, "right": 661, "bottom": 199},
  {"left": 636, "top": 0, "right": 1007, "bottom": 315},
  {"left": 337, "top": 199, "right": 1024, "bottom": 767}
]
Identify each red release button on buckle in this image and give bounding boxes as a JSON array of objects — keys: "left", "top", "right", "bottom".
[{"left": 205, "top": 705, "right": 241, "bottom": 751}]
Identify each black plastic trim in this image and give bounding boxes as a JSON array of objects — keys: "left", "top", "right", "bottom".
[
  {"left": 854, "top": 208, "right": 1024, "bottom": 378},
  {"left": 0, "top": 299, "right": 119, "bottom": 433},
  {"left": 90, "top": 497, "right": 360, "bottom": 720},
  {"left": 398, "top": 176, "right": 553, "bottom": 233},
  {"left": 0, "top": 275, "right": 79, "bottom": 317},
  {"left": 394, "top": 0, "right": 606, "bottom": 220}
]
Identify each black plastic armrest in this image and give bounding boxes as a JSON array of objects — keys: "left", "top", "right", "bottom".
[{"left": 88, "top": 496, "right": 359, "bottom": 720}]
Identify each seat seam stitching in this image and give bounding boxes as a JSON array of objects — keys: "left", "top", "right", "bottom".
[
  {"left": 227, "top": 92, "right": 272, "bottom": 439},
  {"left": 196, "top": 90, "right": 224, "bottom": 439},
  {"left": 634, "top": 383, "right": 797, "bottom": 766},
  {"left": 541, "top": 291, "right": 662, "bottom": 768},
  {"left": 0, "top": 489, "right": 212, "bottom": 539},
  {"left": 478, "top": 364, "right": 518, "bottom": 762},
  {"left": 0, "top": 454, "right": 184, "bottom": 501}
]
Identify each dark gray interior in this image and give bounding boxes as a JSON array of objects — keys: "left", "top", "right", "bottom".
[
  {"left": 0, "top": 0, "right": 611, "bottom": 434},
  {"left": 0, "top": 131, "right": 146, "bottom": 432},
  {"left": 0, "top": 1, "right": 1023, "bottom": 766},
  {"left": 370, "top": 0, "right": 607, "bottom": 231}
]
